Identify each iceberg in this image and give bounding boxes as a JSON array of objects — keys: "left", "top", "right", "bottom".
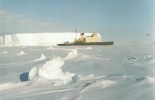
[{"left": 0, "top": 32, "right": 99, "bottom": 46}]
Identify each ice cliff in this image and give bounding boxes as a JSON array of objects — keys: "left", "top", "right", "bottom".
[{"left": 0, "top": 33, "right": 101, "bottom": 46}]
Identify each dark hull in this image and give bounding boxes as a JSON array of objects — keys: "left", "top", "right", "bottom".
[{"left": 57, "top": 41, "right": 114, "bottom": 46}]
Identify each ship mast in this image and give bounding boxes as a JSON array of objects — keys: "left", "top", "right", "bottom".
[{"left": 75, "top": 28, "right": 77, "bottom": 42}]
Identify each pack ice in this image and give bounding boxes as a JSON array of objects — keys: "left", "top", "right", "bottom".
[{"left": 0, "top": 42, "right": 155, "bottom": 100}]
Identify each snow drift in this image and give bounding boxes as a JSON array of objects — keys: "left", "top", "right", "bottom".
[
  {"left": 29, "top": 50, "right": 80, "bottom": 85},
  {"left": 0, "top": 32, "right": 101, "bottom": 46}
]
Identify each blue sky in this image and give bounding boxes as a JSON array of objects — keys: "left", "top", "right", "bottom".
[{"left": 0, "top": 0, "right": 154, "bottom": 44}]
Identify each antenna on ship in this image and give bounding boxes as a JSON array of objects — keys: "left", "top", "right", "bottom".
[
  {"left": 75, "top": 28, "right": 77, "bottom": 42},
  {"left": 75, "top": 28, "right": 77, "bottom": 33}
]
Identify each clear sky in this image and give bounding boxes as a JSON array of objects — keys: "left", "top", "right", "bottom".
[{"left": 0, "top": 0, "right": 154, "bottom": 44}]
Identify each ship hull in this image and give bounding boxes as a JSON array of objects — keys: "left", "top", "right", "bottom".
[{"left": 57, "top": 41, "right": 114, "bottom": 46}]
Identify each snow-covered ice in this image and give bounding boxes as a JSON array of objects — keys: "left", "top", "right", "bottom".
[{"left": 0, "top": 45, "right": 155, "bottom": 100}]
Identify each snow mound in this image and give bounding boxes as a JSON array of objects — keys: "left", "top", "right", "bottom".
[
  {"left": 63, "top": 49, "right": 78, "bottom": 60},
  {"left": 80, "top": 47, "right": 92, "bottom": 50},
  {"left": 34, "top": 54, "right": 47, "bottom": 61},
  {"left": 46, "top": 46, "right": 53, "bottom": 50},
  {"left": 1, "top": 51, "right": 8, "bottom": 54},
  {"left": 29, "top": 57, "right": 80, "bottom": 85},
  {"left": 143, "top": 55, "right": 152, "bottom": 60},
  {"left": 17, "top": 51, "right": 26, "bottom": 55},
  {"left": 146, "top": 76, "right": 155, "bottom": 84}
]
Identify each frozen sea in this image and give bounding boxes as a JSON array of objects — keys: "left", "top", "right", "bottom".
[{"left": 0, "top": 45, "right": 155, "bottom": 100}]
